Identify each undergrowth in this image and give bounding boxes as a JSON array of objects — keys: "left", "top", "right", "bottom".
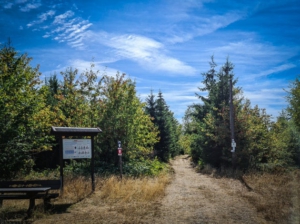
[{"left": 196, "top": 163, "right": 300, "bottom": 223}]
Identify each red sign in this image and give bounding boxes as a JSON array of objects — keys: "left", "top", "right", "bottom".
[{"left": 118, "top": 148, "right": 122, "bottom": 156}]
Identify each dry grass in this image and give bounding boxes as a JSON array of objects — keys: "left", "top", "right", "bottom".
[
  {"left": 0, "top": 173, "right": 171, "bottom": 223},
  {"left": 242, "top": 171, "right": 300, "bottom": 223},
  {"left": 61, "top": 175, "right": 93, "bottom": 203},
  {"left": 2, "top": 164, "right": 299, "bottom": 224},
  {"left": 198, "top": 164, "right": 300, "bottom": 223},
  {"left": 99, "top": 175, "right": 171, "bottom": 203}
]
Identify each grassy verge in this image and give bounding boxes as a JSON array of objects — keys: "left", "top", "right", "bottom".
[
  {"left": 0, "top": 172, "right": 171, "bottom": 223},
  {"left": 242, "top": 171, "right": 300, "bottom": 223},
  {"left": 197, "top": 164, "right": 300, "bottom": 224}
]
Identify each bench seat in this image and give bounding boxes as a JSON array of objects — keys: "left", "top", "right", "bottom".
[{"left": 0, "top": 179, "right": 61, "bottom": 217}]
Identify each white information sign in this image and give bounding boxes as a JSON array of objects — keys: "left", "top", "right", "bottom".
[{"left": 63, "top": 139, "right": 92, "bottom": 159}]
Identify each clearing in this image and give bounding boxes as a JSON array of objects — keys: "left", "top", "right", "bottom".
[{"left": 34, "top": 155, "right": 270, "bottom": 223}]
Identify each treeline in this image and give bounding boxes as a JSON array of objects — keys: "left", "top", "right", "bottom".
[
  {"left": 0, "top": 43, "right": 182, "bottom": 179},
  {"left": 183, "top": 56, "right": 300, "bottom": 171},
  {"left": 1, "top": 42, "right": 299, "bottom": 179}
]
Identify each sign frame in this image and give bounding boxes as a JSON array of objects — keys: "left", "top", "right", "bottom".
[{"left": 51, "top": 126, "right": 102, "bottom": 193}]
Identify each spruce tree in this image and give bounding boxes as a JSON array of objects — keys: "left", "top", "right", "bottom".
[
  {"left": 145, "top": 90, "right": 157, "bottom": 120},
  {"left": 189, "top": 57, "right": 237, "bottom": 167},
  {"left": 145, "top": 90, "right": 180, "bottom": 162}
]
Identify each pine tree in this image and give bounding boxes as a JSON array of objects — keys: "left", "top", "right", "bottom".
[
  {"left": 189, "top": 57, "right": 238, "bottom": 168},
  {"left": 145, "top": 90, "right": 180, "bottom": 162},
  {"left": 145, "top": 90, "right": 156, "bottom": 120}
]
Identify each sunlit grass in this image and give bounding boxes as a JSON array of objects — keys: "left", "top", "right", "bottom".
[
  {"left": 0, "top": 173, "right": 171, "bottom": 223},
  {"left": 99, "top": 174, "right": 171, "bottom": 203},
  {"left": 242, "top": 171, "right": 300, "bottom": 223}
]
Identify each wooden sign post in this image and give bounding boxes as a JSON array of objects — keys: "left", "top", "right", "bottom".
[
  {"left": 118, "top": 141, "right": 123, "bottom": 179},
  {"left": 51, "top": 127, "right": 102, "bottom": 193}
]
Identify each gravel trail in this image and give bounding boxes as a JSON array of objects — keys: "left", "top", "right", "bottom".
[{"left": 151, "top": 155, "right": 267, "bottom": 224}]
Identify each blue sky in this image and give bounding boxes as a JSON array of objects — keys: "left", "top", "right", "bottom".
[{"left": 1, "top": 0, "right": 299, "bottom": 121}]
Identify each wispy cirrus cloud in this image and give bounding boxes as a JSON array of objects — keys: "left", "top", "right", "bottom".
[
  {"left": 252, "top": 63, "right": 296, "bottom": 78},
  {"left": 87, "top": 32, "right": 196, "bottom": 75},
  {"left": 204, "top": 39, "right": 298, "bottom": 80},
  {"left": 53, "top": 10, "right": 74, "bottom": 24},
  {"left": 242, "top": 81, "right": 288, "bottom": 118},
  {"left": 46, "top": 11, "right": 92, "bottom": 49},
  {"left": 27, "top": 10, "right": 55, "bottom": 27},
  {"left": 20, "top": 1, "right": 41, "bottom": 12},
  {"left": 27, "top": 10, "right": 92, "bottom": 49},
  {"left": 208, "top": 40, "right": 293, "bottom": 61},
  {"left": 1, "top": 0, "right": 40, "bottom": 11},
  {"left": 167, "top": 12, "right": 244, "bottom": 44}
]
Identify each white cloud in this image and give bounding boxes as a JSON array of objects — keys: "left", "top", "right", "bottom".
[
  {"left": 167, "top": 12, "right": 244, "bottom": 44},
  {"left": 27, "top": 10, "right": 55, "bottom": 27},
  {"left": 163, "top": 0, "right": 205, "bottom": 21},
  {"left": 87, "top": 32, "right": 196, "bottom": 75},
  {"left": 27, "top": 9, "right": 92, "bottom": 49},
  {"left": 203, "top": 39, "right": 297, "bottom": 84},
  {"left": 20, "top": 2, "right": 41, "bottom": 12},
  {"left": 2, "top": 0, "right": 26, "bottom": 8},
  {"left": 252, "top": 63, "right": 296, "bottom": 78},
  {"left": 39, "top": 10, "right": 56, "bottom": 21},
  {"left": 49, "top": 19, "right": 92, "bottom": 48},
  {"left": 53, "top": 11, "right": 74, "bottom": 24}
]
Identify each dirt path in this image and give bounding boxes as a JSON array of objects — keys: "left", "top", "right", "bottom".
[
  {"left": 33, "top": 155, "right": 269, "bottom": 224},
  {"left": 151, "top": 155, "right": 267, "bottom": 224}
]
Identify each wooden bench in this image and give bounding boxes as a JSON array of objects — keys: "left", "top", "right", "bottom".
[{"left": 0, "top": 180, "right": 61, "bottom": 216}]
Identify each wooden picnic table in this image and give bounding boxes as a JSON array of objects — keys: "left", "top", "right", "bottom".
[{"left": 0, "top": 187, "right": 51, "bottom": 217}]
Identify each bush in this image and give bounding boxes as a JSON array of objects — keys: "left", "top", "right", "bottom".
[{"left": 123, "top": 158, "right": 166, "bottom": 177}]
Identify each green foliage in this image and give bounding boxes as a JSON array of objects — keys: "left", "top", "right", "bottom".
[
  {"left": 63, "top": 160, "right": 92, "bottom": 176},
  {"left": 0, "top": 43, "right": 165, "bottom": 178},
  {"left": 123, "top": 157, "right": 166, "bottom": 177},
  {"left": 186, "top": 56, "right": 298, "bottom": 172},
  {"left": 145, "top": 90, "right": 181, "bottom": 162},
  {"left": 188, "top": 57, "right": 237, "bottom": 168},
  {"left": 287, "top": 76, "right": 300, "bottom": 131},
  {"left": 23, "top": 168, "right": 60, "bottom": 180},
  {"left": 269, "top": 112, "right": 300, "bottom": 168},
  {"left": 0, "top": 42, "right": 53, "bottom": 179},
  {"left": 96, "top": 73, "right": 159, "bottom": 165},
  {"left": 234, "top": 102, "right": 273, "bottom": 170}
]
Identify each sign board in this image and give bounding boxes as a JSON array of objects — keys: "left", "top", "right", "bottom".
[
  {"left": 231, "top": 139, "right": 236, "bottom": 148},
  {"left": 231, "top": 139, "right": 236, "bottom": 153},
  {"left": 63, "top": 139, "right": 92, "bottom": 159},
  {"left": 118, "top": 148, "right": 122, "bottom": 156}
]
